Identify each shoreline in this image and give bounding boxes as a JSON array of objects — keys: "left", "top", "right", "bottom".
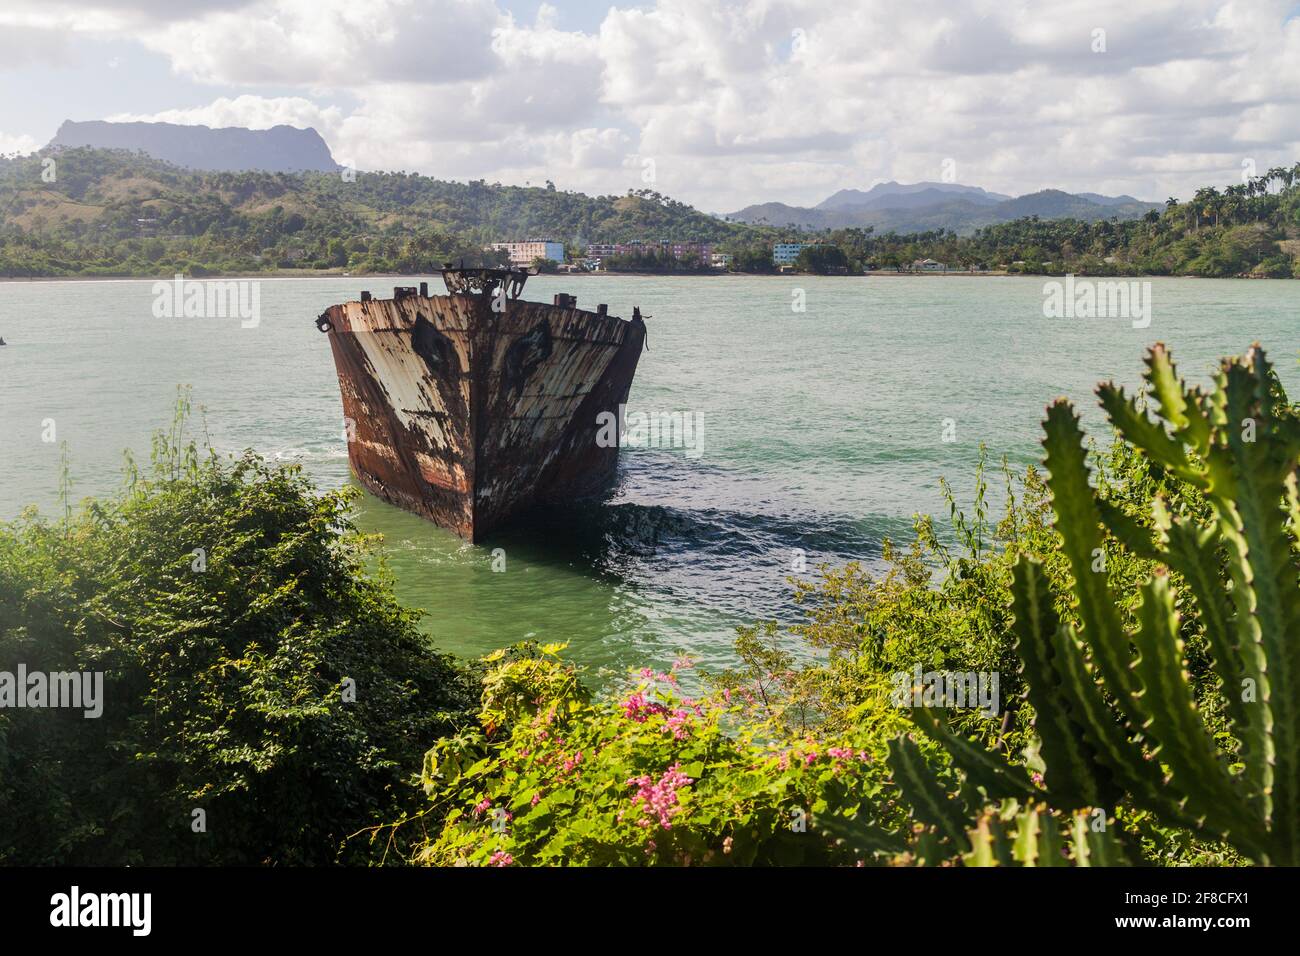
[{"left": 2, "top": 269, "right": 1290, "bottom": 284}]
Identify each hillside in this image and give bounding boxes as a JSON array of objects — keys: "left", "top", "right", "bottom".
[
  {"left": 0, "top": 148, "right": 755, "bottom": 276},
  {"left": 816, "top": 181, "right": 1010, "bottom": 210},
  {"left": 1, "top": 147, "right": 1296, "bottom": 279},
  {"left": 728, "top": 185, "right": 1162, "bottom": 233}
]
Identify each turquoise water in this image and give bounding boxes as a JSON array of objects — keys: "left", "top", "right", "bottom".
[{"left": 1, "top": 275, "right": 1296, "bottom": 680}]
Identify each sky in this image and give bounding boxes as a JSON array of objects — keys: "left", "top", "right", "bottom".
[{"left": 2, "top": 0, "right": 1299, "bottom": 212}]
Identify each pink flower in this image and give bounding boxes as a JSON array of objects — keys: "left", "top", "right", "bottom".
[
  {"left": 562, "top": 751, "right": 584, "bottom": 773},
  {"left": 530, "top": 792, "right": 541, "bottom": 806},
  {"left": 488, "top": 851, "right": 513, "bottom": 867},
  {"left": 626, "top": 763, "right": 694, "bottom": 830},
  {"left": 621, "top": 691, "right": 669, "bottom": 723},
  {"left": 473, "top": 797, "right": 492, "bottom": 816},
  {"left": 665, "top": 709, "right": 693, "bottom": 740}
]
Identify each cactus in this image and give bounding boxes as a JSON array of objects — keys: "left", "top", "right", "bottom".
[
  {"left": 869, "top": 733, "right": 1131, "bottom": 866},
  {"left": 899, "top": 345, "right": 1300, "bottom": 864}
]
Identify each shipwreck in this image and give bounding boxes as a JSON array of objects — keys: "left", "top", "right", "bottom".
[{"left": 315, "top": 265, "right": 646, "bottom": 542}]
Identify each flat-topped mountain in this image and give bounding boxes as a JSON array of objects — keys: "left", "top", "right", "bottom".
[{"left": 48, "top": 120, "right": 340, "bottom": 173}]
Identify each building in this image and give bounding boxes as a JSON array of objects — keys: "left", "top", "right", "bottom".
[
  {"left": 773, "top": 242, "right": 807, "bottom": 266},
  {"left": 910, "top": 258, "right": 947, "bottom": 272},
  {"left": 710, "top": 252, "right": 732, "bottom": 269},
  {"left": 584, "top": 240, "right": 713, "bottom": 266},
  {"left": 492, "top": 239, "right": 566, "bottom": 268}
]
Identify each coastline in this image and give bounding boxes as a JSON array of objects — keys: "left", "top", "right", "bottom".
[{"left": 0, "top": 269, "right": 1292, "bottom": 283}]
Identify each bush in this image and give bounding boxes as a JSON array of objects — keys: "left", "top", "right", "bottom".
[
  {"left": 412, "top": 644, "right": 912, "bottom": 866},
  {"left": 0, "top": 397, "right": 479, "bottom": 865}
]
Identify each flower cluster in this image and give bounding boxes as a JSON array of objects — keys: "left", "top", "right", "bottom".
[
  {"left": 621, "top": 691, "right": 670, "bottom": 722},
  {"left": 625, "top": 763, "right": 694, "bottom": 830}
]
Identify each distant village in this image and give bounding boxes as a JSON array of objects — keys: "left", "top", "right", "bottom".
[{"left": 489, "top": 238, "right": 956, "bottom": 275}]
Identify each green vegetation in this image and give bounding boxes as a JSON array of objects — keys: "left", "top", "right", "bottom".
[
  {"left": 410, "top": 344, "right": 1298, "bottom": 867},
  {"left": 0, "top": 394, "right": 478, "bottom": 864},
  {"left": 867, "top": 344, "right": 1300, "bottom": 866},
  {"left": 3, "top": 147, "right": 1296, "bottom": 278},
  {"left": 2, "top": 346, "right": 1296, "bottom": 866},
  {"left": 0, "top": 149, "right": 751, "bottom": 278}
]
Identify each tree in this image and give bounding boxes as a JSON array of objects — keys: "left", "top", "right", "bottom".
[{"left": 795, "top": 243, "right": 850, "bottom": 274}]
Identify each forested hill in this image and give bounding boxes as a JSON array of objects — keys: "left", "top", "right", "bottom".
[
  {"left": 1, "top": 147, "right": 1298, "bottom": 278},
  {"left": 0, "top": 147, "right": 753, "bottom": 276}
]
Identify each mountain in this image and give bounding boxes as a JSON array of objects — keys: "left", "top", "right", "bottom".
[
  {"left": 816, "top": 181, "right": 1010, "bottom": 210},
  {"left": 0, "top": 147, "right": 750, "bottom": 276},
  {"left": 1073, "top": 192, "right": 1146, "bottom": 207},
  {"left": 47, "top": 120, "right": 340, "bottom": 173},
  {"left": 727, "top": 183, "right": 1162, "bottom": 234}
]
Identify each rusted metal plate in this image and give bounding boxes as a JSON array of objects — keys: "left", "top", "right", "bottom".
[{"left": 317, "top": 271, "right": 645, "bottom": 541}]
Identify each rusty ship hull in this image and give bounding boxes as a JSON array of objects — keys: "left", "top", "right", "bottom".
[{"left": 316, "top": 272, "right": 645, "bottom": 542}]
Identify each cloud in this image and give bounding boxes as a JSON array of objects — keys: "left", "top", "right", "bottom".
[
  {"left": 107, "top": 95, "right": 346, "bottom": 134},
  {"left": 139, "top": 0, "right": 504, "bottom": 87},
  {"left": 0, "top": 131, "right": 42, "bottom": 156},
  {"left": 6, "top": 0, "right": 1300, "bottom": 210},
  {"left": 0, "top": 24, "right": 73, "bottom": 69}
]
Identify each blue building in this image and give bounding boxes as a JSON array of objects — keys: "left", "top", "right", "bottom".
[{"left": 773, "top": 242, "right": 807, "bottom": 265}]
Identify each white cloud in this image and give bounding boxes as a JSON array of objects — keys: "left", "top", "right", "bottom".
[
  {"left": 6, "top": 0, "right": 1300, "bottom": 210},
  {"left": 107, "top": 95, "right": 346, "bottom": 134},
  {"left": 0, "top": 131, "right": 41, "bottom": 156}
]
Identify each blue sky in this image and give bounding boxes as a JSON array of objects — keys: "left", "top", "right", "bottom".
[{"left": 2, "top": 1, "right": 1298, "bottom": 211}]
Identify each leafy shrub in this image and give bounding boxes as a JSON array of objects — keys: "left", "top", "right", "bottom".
[
  {"left": 413, "top": 644, "right": 913, "bottom": 866},
  {"left": 0, "top": 398, "right": 478, "bottom": 864}
]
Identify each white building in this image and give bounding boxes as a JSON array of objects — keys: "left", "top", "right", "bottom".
[{"left": 492, "top": 239, "right": 566, "bottom": 268}]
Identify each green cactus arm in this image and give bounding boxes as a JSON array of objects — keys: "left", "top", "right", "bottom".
[
  {"left": 909, "top": 706, "right": 1038, "bottom": 801},
  {"left": 1045, "top": 622, "right": 1200, "bottom": 829},
  {"left": 814, "top": 809, "right": 908, "bottom": 861},
  {"left": 1157, "top": 505, "right": 1267, "bottom": 812},
  {"left": 1130, "top": 575, "right": 1270, "bottom": 857},
  {"left": 1214, "top": 350, "right": 1300, "bottom": 862},
  {"left": 1010, "top": 555, "right": 1111, "bottom": 807},
  {"left": 1012, "top": 806, "right": 1041, "bottom": 865},
  {"left": 1097, "top": 383, "right": 1208, "bottom": 489},
  {"left": 1144, "top": 344, "right": 1212, "bottom": 456},
  {"left": 964, "top": 812, "right": 999, "bottom": 867},
  {"left": 1073, "top": 811, "right": 1129, "bottom": 867},
  {"left": 1069, "top": 813, "right": 1095, "bottom": 866},
  {"left": 1097, "top": 497, "right": 1162, "bottom": 562},
  {"left": 887, "top": 735, "right": 970, "bottom": 846},
  {"left": 1042, "top": 400, "right": 1138, "bottom": 701},
  {"left": 1036, "top": 807, "right": 1067, "bottom": 866}
]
